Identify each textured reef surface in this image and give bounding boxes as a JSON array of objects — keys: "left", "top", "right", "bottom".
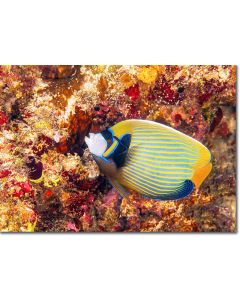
[{"left": 0, "top": 65, "right": 236, "bottom": 232}]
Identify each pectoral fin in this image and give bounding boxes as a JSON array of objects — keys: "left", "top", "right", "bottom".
[{"left": 108, "top": 177, "right": 129, "bottom": 199}]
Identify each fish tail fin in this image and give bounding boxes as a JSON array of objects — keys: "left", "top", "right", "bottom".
[
  {"left": 196, "top": 144, "right": 212, "bottom": 167},
  {"left": 108, "top": 178, "right": 129, "bottom": 199},
  {"left": 191, "top": 162, "right": 212, "bottom": 189},
  {"left": 191, "top": 143, "right": 212, "bottom": 189}
]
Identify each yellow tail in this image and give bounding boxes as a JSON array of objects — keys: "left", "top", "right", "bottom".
[
  {"left": 191, "top": 162, "right": 212, "bottom": 188},
  {"left": 191, "top": 143, "right": 212, "bottom": 188}
]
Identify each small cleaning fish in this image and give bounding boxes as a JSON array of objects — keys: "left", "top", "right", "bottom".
[{"left": 85, "top": 119, "right": 212, "bottom": 200}]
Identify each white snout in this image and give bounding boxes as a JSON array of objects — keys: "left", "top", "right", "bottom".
[{"left": 85, "top": 133, "right": 107, "bottom": 156}]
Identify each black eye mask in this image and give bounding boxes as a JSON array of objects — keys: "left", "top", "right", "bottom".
[
  {"left": 112, "top": 134, "right": 131, "bottom": 168},
  {"left": 101, "top": 129, "right": 114, "bottom": 148},
  {"left": 101, "top": 129, "right": 131, "bottom": 168}
]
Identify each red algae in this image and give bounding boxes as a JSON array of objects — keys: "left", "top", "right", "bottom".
[
  {"left": 0, "top": 65, "right": 236, "bottom": 232},
  {"left": 124, "top": 84, "right": 140, "bottom": 101}
]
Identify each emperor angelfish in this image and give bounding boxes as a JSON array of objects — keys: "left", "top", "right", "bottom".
[{"left": 85, "top": 119, "right": 212, "bottom": 201}]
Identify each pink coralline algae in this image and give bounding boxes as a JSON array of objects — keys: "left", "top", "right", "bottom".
[{"left": 0, "top": 65, "right": 236, "bottom": 232}]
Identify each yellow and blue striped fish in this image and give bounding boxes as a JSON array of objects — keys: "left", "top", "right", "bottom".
[{"left": 85, "top": 119, "right": 212, "bottom": 201}]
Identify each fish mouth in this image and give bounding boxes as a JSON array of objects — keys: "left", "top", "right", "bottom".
[
  {"left": 85, "top": 133, "right": 95, "bottom": 148},
  {"left": 85, "top": 132, "right": 94, "bottom": 139},
  {"left": 84, "top": 135, "right": 90, "bottom": 146},
  {"left": 85, "top": 134, "right": 89, "bottom": 143}
]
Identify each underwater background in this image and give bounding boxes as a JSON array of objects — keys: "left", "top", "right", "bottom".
[{"left": 0, "top": 65, "right": 236, "bottom": 232}]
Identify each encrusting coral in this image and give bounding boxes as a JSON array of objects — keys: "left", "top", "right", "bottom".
[{"left": 0, "top": 65, "right": 236, "bottom": 232}]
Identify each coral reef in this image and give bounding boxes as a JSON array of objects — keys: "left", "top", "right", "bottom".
[{"left": 0, "top": 65, "right": 236, "bottom": 232}]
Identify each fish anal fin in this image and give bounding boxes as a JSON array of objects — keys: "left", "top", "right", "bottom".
[
  {"left": 108, "top": 178, "right": 129, "bottom": 199},
  {"left": 191, "top": 162, "right": 212, "bottom": 189}
]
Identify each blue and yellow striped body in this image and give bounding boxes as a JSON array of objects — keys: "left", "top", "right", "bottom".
[{"left": 102, "top": 119, "right": 212, "bottom": 201}]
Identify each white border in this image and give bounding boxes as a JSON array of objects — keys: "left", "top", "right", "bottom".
[{"left": 0, "top": 1, "right": 239, "bottom": 300}]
